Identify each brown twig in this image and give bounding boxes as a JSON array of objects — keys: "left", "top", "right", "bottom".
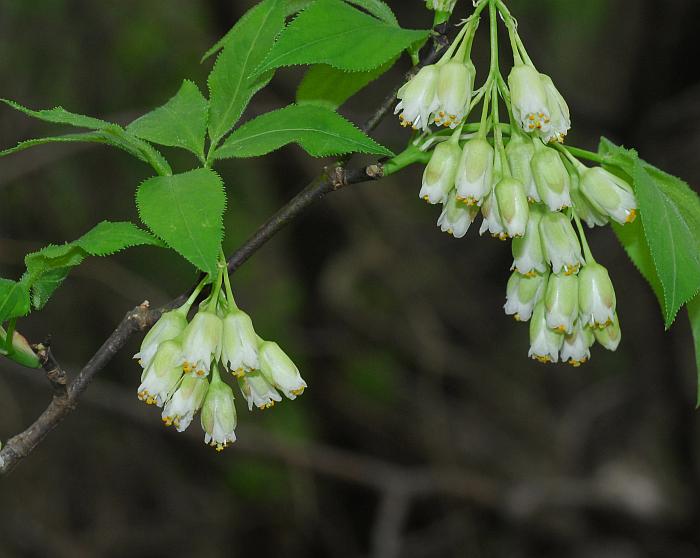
[{"left": 0, "top": 27, "right": 450, "bottom": 475}]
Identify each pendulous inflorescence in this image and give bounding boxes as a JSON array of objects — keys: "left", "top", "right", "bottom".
[
  {"left": 134, "top": 264, "right": 306, "bottom": 451},
  {"left": 398, "top": 0, "right": 638, "bottom": 366}
]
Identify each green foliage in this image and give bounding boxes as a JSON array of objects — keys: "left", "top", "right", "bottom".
[
  {"left": 136, "top": 169, "right": 226, "bottom": 277},
  {"left": 127, "top": 80, "right": 209, "bottom": 161},
  {"left": 207, "top": 0, "right": 286, "bottom": 146},
  {"left": 214, "top": 104, "right": 393, "bottom": 159},
  {"left": 344, "top": 0, "right": 398, "bottom": 25},
  {"left": 0, "top": 100, "right": 172, "bottom": 176},
  {"left": 0, "top": 279, "right": 31, "bottom": 324},
  {"left": 296, "top": 59, "right": 397, "bottom": 110},
  {"left": 256, "top": 0, "right": 428, "bottom": 73},
  {"left": 689, "top": 295, "right": 700, "bottom": 406},
  {"left": 600, "top": 138, "right": 700, "bottom": 328}
]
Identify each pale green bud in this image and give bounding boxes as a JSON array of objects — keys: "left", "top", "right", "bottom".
[
  {"left": 504, "top": 271, "right": 545, "bottom": 322},
  {"left": 578, "top": 263, "right": 616, "bottom": 328},
  {"left": 539, "top": 212, "right": 584, "bottom": 275},
  {"left": 201, "top": 369, "right": 237, "bottom": 451},
  {"left": 479, "top": 191, "right": 507, "bottom": 241},
  {"left": 396, "top": 65, "right": 440, "bottom": 131},
  {"left": 495, "top": 177, "right": 530, "bottom": 238},
  {"left": 529, "top": 300, "right": 564, "bottom": 364},
  {"left": 561, "top": 321, "right": 595, "bottom": 366},
  {"left": 420, "top": 141, "right": 461, "bottom": 205},
  {"left": 531, "top": 147, "right": 572, "bottom": 211},
  {"left": 134, "top": 308, "right": 187, "bottom": 369},
  {"left": 435, "top": 60, "right": 476, "bottom": 128},
  {"left": 456, "top": 138, "right": 494, "bottom": 206},
  {"left": 0, "top": 328, "right": 40, "bottom": 369},
  {"left": 506, "top": 133, "right": 539, "bottom": 202},
  {"left": 137, "top": 340, "right": 184, "bottom": 407},
  {"left": 508, "top": 64, "right": 550, "bottom": 135},
  {"left": 580, "top": 167, "right": 637, "bottom": 225},
  {"left": 594, "top": 312, "right": 622, "bottom": 351},
  {"left": 221, "top": 309, "right": 259, "bottom": 377},
  {"left": 238, "top": 370, "right": 282, "bottom": 411},
  {"left": 162, "top": 375, "right": 209, "bottom": 432},
  {"left": 180, "top": 309, "right": 223, "bottom": 377},
  {"left": 259, "top": 341, "right": 307, "bottom": 400},
  {"left": 512, "top": 203, "right": 547, "bottom": 275},
  {"left": 437, "top": 190, "right": 479, "bottom": 238},
  {"left": 571, "top": 172, "right": 609, "bottom": 228},
  {"left": 544, "top": 273, "right": 579, "bottom": 334},
  {"left": 538, "top": 74, "right": 571, "bottom": 143}
]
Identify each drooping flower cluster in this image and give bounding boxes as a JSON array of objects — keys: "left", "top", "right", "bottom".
[
  {"left": 397, "top": 0, "right": 636, "bottom": 365},
  {"left": 135, "top": 269, "right": 306, "bottom": 450}
]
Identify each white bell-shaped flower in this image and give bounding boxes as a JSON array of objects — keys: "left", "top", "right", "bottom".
[
  {"left": 137, "top": 340, "right": 184, "bottom": 407},
  {"left": 539, "top": 212, "right": 584, "bottom": 275},
  {"left": 479, "top": 191, "right": 508, "bottom": 241},
  {"left": 504, "top": 271, "right": 546, "bottom": 322},
  {"left": 134, "top": 308, "right": 187, "bottom": 370},
  {"left": 395, "top": 65, "right": 440, "bottom": 131},
  {"left": 571, "top": 173, "right": 609, "bottom": 228},
  {"left": 200, "top": 368, "right": 237, "bottom": 451},
  {"left": 495, "top": 177, "right": 530, "bottom": 238},
  {"left": 456, "top": 138, "right": 494, "bottom": 206},
  {"left": 509, "top": 64, "right": 551, "bottom": 135},
  {"left": 578, "top": 262, "right": 617, "bottom": 328},
  {"left": 594, "top": 312, "right": 622, "bottom": 351},
  {"left": 538, "top": 74, "right": 571, "bottom": 143},
  {"left": 420, "top": 141, "right": 461, "bottom": 205},
  {"left": 506, "top": 133, "right": 539, "bottom": 202},
  {"left": 531, "top": 146, "right": 572, "bottom": 211},
  {"left": 259, "top": 341, "right": 307, "bottom": 400},
  {"left": 434, "top": 60, "right": 476, "bottom": 128},
  {"left": 528, "top": 300, "right": 564, "bottom": 364},
  {"left": 437, "top": 190, "right": 478, "bottom": 238},
  {"left": 544, "top": 273, "right": 579, "bottom": 334},
  {"left": 511, "top": 204, "right": 547, "bottom": 276},
  {"left": 179, "top": 309, "right": 223, "bottom": 378},
  {"left": 238, "top": 370, "right": 282, "bottom": 411},
  {"left": 162, "top": 375, "right": 209, "bottom": 432},
  {"left": 221, "top": 309, "right": 259, "bottom": 377},
  {"left": 560, "top": 321, "right": 595, "bottom": 366},
  {"left": 579, "top": 167, "right": 637, "bottom": 225}
]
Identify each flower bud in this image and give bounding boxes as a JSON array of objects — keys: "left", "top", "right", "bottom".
[
  {"left": 560, "top": 321, "right": 595, "bottom": 366},
  {"left": 539, "top": 74, "right": 571, "bottom": 143},
  {"left": 539, "top": 212, "right": 584, "bottom": 275},
  {"left": 579, "top": 167, "right": 637, "bottom": 225},
  {"left": 179, "top": 309, "right": 223, "bottom": 377},
  {"left": 137, "top": 340, "right": 184, "bottom": 407},
  {"left": 512, "top": 204, "right": 547, "bottom": 275},
  {"left": 201, "top": 369, "right": 237, "bottom": 451},
  {"left": 528, "top": 300, "right": 564, "bottom": 364},
  {"left": 238, "top": 370, "right": 282, "bottom": 411},
  {"left": 221, "top": 309, "right": 259, "bottom": 377},
  {"left": 594, "top": 312, "right": 622, "bottom": 351},
  {"left": 456, "top": 138, "right": 494, "bottom": 206},
  {"left": 437, "top": 190, "right": 478, "bottom": 238},
  {"left": 259, "top": 341, "right": 307, "bottom": 400},
  {"left": 134, "top": 309, "right": 187, "bottom": 369},
  {"left": 504, "top": 271, "right": 545, "bottom": 322},
  {"left": 571, "top": 173, "right": 608, "bottom": 228},
  {"left": 162, "top": 375, "right": 209, "bottom": 432},
  {"left": 544, "top": 273, "right": 579, "bottom": 334},
  {"left": 479, "top": 191, "right": 508, "bottom": 241},
  {"left": 395, "top": 65, "right": 440, "bottom": 131},
  {"left": 495, "top": 177, "right": 529, "bottom": 238},
  {"left": 0, "top": 329, "right": 40, "bottom": 369},
  {"left": 420, "top": 141, "right": 461, "bottom": 204},
  {"left": 508, "top": 64, "right": 550, "bottom": 134},
  {"left": 434, "top": 60, "right": 475, "bottom": 128},
  {"left": 531, "top": 147, "right": 572, "bottom": 211},
  {"left": 578, "top": 262, "right": 616, "bottom": 328},
  {"left": 506, "top": 133, "right": 539, "bottom": 202}
]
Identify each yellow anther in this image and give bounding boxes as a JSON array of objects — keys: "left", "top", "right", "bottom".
[
  {"left": 291, "top": 387, "right": 305, "bottom": 396},
  {"left": 626, "top": 209, "right": 637, "bottom": 223},
  {"left": 514, "top": 314, "right": 522, "bottom": 322},
  {"left": 554, "top": 325, "right": 567, "bottom": 333},
  {"left": 528, "top": 114, "right": 535, "bottom": 121}
]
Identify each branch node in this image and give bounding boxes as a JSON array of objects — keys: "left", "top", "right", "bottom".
[
  {"left": 33, "top": 340, "right": 68, "bottom": 399},
  {"left": 366, "top": 164, "right": 385, "bottom": 180},
  {"left": 330, "top": 165, "right": 348, "bottom": 191}
]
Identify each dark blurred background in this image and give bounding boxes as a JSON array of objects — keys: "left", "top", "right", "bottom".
[{"left": 2, "top": 1, "right": 700, "bottom": 557}]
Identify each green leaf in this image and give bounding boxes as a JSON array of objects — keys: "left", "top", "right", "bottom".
[
  {"left": 23, "top": 221, "right": 162, "bottom": 310},
  {"left": 689, "top": 295, "right": 700, "bottom": 406},
  {"left": 1, "top": 98, "right": 109, "bottom": 129},
  {"left": 0, "top": 279, "right": 31, "bottom": 324},
  {"left": 612, "top": 219, "right": 663, "bottom": 306},
  {"left": 214, "top": 104, "right": 393, "bottom": 159},
  {"left": 127, "top": 80, "right": 208, "bottom": 160},
  {"left": 256, "top": 0, "right": 428, "bottom": 74},
  {"left": 136, "top": 169, "right": 225, "bottom": 276},
  {"left": 344, "top": 0, "right": 398, "bottom": 25},
  {"left": 599, "top": 138, "right": 700, "bottom": 328},
  {"left": 0, "top": 132, "right": 104, "bottom": 157},
  {"left": 285, "top": 0, "right": 314, "bottom": 15},
  {"left": 296, "top": 58, "right": 397, "bottom": 110},
  {"left": 207, "top": 0, "right": 286, "bottom": 146}
]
